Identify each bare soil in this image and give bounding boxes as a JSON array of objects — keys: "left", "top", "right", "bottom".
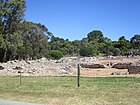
[
  {"left": 80, "top": 68, "right": 128, "bottom": 77},
  {"left": 80, "top": 56, "right": 140, "bottom": 77}
]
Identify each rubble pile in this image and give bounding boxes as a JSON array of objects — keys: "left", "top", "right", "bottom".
[
  {"left": 128, "top": 62, "right": 140, "bottom": 74},
  {"left": 0, "top": 56, "right": 140, "bottom": 76}
]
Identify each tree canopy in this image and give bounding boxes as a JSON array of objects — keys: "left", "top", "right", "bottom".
[{"left": 0, "top": 0, "right": 140, "bottom": 62}]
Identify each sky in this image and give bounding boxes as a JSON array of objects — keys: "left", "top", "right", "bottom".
[{"left": 25, "top": 0, "right": 140, "bottom": 41}]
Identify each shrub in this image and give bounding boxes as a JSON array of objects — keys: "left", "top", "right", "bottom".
[
  {"left": 80, "top": 44, "right": 99, "bottom": 57},
  {"left": 113, "top": 48, "right": 121, "bottom": 56},
  {"left": 47, "top": 50, "right": 63, "bottom": 60}
]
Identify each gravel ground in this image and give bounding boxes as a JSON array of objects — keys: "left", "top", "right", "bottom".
[{"left": 0, "top": 99, "right": 46, "bottom": 105}]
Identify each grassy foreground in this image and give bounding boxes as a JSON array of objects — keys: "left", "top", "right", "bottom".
[{"left": 0, "top": 76, "right": 140, "bottom": 105}]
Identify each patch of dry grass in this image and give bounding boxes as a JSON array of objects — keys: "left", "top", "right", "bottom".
[{"left": 0, "top": 76, "right": 140, "bottom": 105}]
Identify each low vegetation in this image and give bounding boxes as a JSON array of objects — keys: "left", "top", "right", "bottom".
[
  {"left": 47, "top": 50, "right": 64, "bottom": 60},
  {"left": 0, "top": 76, "right": 140, "bottom": 105}
]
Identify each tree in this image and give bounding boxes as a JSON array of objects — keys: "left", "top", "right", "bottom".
[
  {"left": 87, "top": 30, "right": 103, "bottom": 42},
  {"left": 98, "top": 36, "right": 111, "bottom": 43},
  {"left": 130, "top": 34, "right": 140, "bottom": 49},
  {"left": 113, "top": 48, "right": 121, "bottom": 56},
  {"left": 0, "top": 0, "right": 26, "bottom": 62},
  {"left": 80, "top": 43, "right": 99, "bottom": 57},
  {"left": 0, "top": 35, "right": 6, "bottom": 62},
  {"left": 72, "top": 40, "right": 81, "bottom": 55},
  {"left": 112, "top": 36, "right": 131, "bottom": 55},
  {"left": 0, "top": 0, "right": 26, "bottom": 35},
  {"left": 21, "top": 22, "right": 50, "bottom": 59},
  {"left": 17, "top": 44, "right": 32, "bottom": 60},
  {"left": 117, "top": 36, "right": 131, "bottom": 55}
]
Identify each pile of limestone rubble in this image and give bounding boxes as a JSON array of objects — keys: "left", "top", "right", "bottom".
[
  {"left": 0, "top": 56, "right": 140, "bottom": 76},
  {"left": 0, "top": 57, "right": 78, "bottom": 76}
]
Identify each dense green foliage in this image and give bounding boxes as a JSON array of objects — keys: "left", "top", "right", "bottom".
[
  {"left": 47, "top": 50, "right": 63, "bottom": 60},
  {"left": 0, "top": 0, "right": 140, "bottom": 62}
]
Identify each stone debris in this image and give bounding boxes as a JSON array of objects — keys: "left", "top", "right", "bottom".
[
  {"left": 0, "top": 66, "right": 4, "bottom": 70},
  {"left": 112, "top": 63, "right": 131, "bottom": 69},
  {"left": 0, "top": 56, "right": 140, "bottom": 76},
  {"left": 13, "top": 66, "right": 22, "bottom": 70},
  {"left": 111, "top": 72, "right": 129, "bottom": 75},
  {"left": 128, "top": 62, "right": 140, "bottom": 74},
  {"left": 80, "top": 63, "right": 105, "bottom": 69},
  {"left": 0, "top": 57, "right": 78, "bottom": 76}
]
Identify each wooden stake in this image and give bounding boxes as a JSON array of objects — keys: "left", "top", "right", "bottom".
[{"left": 77, "top": 64, "right": 80, "bottom": 87}]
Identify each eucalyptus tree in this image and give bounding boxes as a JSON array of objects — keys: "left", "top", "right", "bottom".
[
  {"left": 0, "top": 0, "right": 26, "bottom": 35},
  {"left": 0, "top": 0, "right": 26, "bottom": 62},
  {"left": 18, "top": 21, "right": 50, "bottom": 59}
]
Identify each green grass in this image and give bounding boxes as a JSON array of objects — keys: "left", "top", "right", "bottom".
[{"left": 0, "top": 76, "right": 140, "bottom": 105}]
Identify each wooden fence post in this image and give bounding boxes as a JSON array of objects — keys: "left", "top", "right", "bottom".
[
  {"left": 18, "top": 70, "right": 22, "bottom": 86},
  {"left": 77, "top": 64, "right": 80, "bottom": 87}
]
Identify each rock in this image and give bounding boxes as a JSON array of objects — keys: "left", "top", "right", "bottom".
[
  {"left": 0, "top": 66, "right": 4, "bottom": 70},
  {"left": 112, "top": 63, "right": 131, "bottom": 69},
  {"left": 111, "top": 72, "right": 120, "bottom": 75},
  {"left": 58, "top": 70, "right": 68, "bottom": 75},
  {"left": 107, "top": 62, "right": 113, "bottom": 67},
  {"left": 80, "top": 63, "right": 105, "bottom": 69},
  {"left": 122, "top": 72, "right": 129, "bottom": 75},
  {"left": 80, "top": 57, "right": 97, "bottom": 63},
  {"left": 128, "top": 63, "right": 140, "bottom": 74},
  {"left": 111, "top": 72, "right": 129, "bottom": 75},
  {"left": 40, "top": 57, "right": 48, "bottom": 62},
  {"left": 18, "top": 70, "right": 24, "bottom": 73},
  {"left": 27, "top": 70, "right": 33, "bottom": 74},
  {"left": 128, "top": 66, "right": 140, "bottom": 74},
  {"left": 13, "top": 66, "right": 22, "bottom": 70},
  {"left": 25, "top": 61, "right": 31, "bottom": 64}
]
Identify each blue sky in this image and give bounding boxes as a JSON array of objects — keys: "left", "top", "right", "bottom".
[{"left": 25, "top": 0, "right": 140, "bottom": 41}]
